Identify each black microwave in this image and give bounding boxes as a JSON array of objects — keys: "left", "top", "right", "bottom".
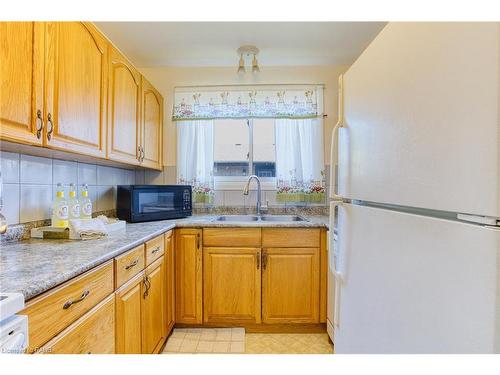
[{"left": 117, "top": 185, "right": 192, "bottom": 223}]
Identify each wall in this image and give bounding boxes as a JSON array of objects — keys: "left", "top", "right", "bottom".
[
  {"left": 0, "top": 151, "right": 135, "bottom": 225},
  {"left": 138, "top": 65, "right": 347, "bottom": 184}
]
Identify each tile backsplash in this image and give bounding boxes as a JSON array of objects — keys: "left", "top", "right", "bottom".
[{"left": 0, "top": 152, "right": 135, "bottom": 226}]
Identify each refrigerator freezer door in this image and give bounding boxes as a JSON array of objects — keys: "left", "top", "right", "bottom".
[
  {"left": 339, "top": 23, "right": 500, "bottom": 217},
  {"left": 334, "top": 203, "right": 499, "bottom": 353}
]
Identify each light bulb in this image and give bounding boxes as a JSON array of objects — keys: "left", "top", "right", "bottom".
[
  {"left": 252, "top": 54, "right": 260, "bottom": 73},
  {"left": 237, "top": 54, "right": 245, "bottom": 73}
]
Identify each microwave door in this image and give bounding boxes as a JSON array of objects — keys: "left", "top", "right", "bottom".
[{"left": 135, "top": 190, "right": 177, "bottom": 214}]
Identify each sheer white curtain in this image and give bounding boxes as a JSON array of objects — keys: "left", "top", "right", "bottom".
[
  {"left": 275, "top": 118, "right": 324, "bottom": 183},
  {"left": 176, "top": 120, "right": 214, "bottom": 184}
]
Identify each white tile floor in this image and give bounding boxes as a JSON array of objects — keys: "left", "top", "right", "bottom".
[{"left": 163, "top": 328, "right": 246, "bottom": 354}]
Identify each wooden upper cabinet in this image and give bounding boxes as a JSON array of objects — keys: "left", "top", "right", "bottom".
[
  {"left": 262, "top": 247, "right": 320, "bottom": 324},
  {"left": 0, "top": 22, "right": 44, "bottom": 145},
  {"left": 141, "top": 256, "right": 166, "bottom": 354},
  {"left": 107, "top": 45, "right": 141, "bottom": 165},
  {"left": 203, "top": 247, "right": 261, "bottom": 324},
  {"left": 175, "top": 229, "right": 203, "bottom": 324},
  {"left": 44, "top": 22, "right": 107, "bottom": 157},
  {"left": 140, "top": 77, "right": 163, "bottom": 170}
]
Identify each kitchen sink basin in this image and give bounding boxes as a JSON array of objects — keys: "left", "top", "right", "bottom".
[
  {"left": 259, "top": 215, "right": 307, "bottom": 222},
  {"left": 214, "top": 215, "right": 308, "bottom": 222},
  {"left": 215, "top": 215, "right": 259, "bottom": 222}
]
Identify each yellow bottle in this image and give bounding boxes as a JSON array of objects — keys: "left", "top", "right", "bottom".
[
  {"left": 52, "top": 183, "right": 69, "bottom": 228},
  {"left": 80, "top": 184, "right": 92, "bottom": 220}
]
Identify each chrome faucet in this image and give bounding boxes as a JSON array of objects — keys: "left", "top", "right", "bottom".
[{"left": 243, "top": 175, "right": 264, "bottom": 215}]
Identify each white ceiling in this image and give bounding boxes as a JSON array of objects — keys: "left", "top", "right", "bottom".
[{"left": 94, "top": 22, "right": 386, "bottom": 67}]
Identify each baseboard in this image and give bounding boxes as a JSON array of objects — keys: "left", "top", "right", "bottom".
[{"left": 174, "top": 323, "right": 327, "bottom": 333}]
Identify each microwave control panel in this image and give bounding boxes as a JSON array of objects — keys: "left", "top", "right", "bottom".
[{"left": 183, "top": 189, "right": 192, "bottom": 210}]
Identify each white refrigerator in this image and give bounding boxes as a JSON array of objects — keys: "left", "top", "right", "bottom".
[{"left": 328, "top": 22, "right": 500, "bottom": 353}]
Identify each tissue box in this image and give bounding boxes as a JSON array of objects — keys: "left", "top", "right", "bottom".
[{"left": 30, "top": 219, "right": 126, "bottom": 240}]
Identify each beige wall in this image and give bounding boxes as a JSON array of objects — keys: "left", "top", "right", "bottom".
[{"left": 139, "top": 65, "right": 347, "bottom": 169}]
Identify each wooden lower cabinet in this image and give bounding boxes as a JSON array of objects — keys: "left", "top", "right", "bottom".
[
  {"left": 39, "top": 294, "right": 115, "bottom": 354},
  {"left": 203, "top": 247, "right": 261, "bottom": 324},
  {"left": 165, "top": 231, "right": 175, "bottom": 334},
  {"left": 115, "top": 273, "right": 144, "bottom": 354},
  {"left": 175, "top": 229, "right": 203, "bottom": 324},
  {"left": 262, "top": 247, "right": 320, "bottom": 324},
  {"left": 22, "top": 261, "right": 114, "bottom": 352},
  {"left": 141, "top": 256, "right": 166, "bottom": 354},
  {"left": 115, "top": 255, "right": 167, "bottom": 354}
]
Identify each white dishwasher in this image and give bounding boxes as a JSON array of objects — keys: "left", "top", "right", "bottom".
[{"left": 0, "top": 293, "right": 28, "bottom": 354}]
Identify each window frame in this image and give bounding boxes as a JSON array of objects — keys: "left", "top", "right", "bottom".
[{"left": 213, "top": 118, "right": 277, "bottom": 190}]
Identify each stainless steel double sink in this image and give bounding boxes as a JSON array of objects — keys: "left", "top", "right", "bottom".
[{"left": 214, "top": 215, "right": 308, "bottom": 222}]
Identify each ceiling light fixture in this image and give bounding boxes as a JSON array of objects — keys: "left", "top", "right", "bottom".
[{"left": 237, "top": 45, "right": 260, "bottom": 74}]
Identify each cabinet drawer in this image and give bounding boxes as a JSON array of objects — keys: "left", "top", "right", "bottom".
[
  {"left": 22, "top": 261, "right": 114, "bottom": 352},
  {"left": 203, "top": 228, "right": 261, "bottom": 247},
  {"left": 114, "top": 244, "right": 145, "bottom": 288},
  {"left": 38, "top": 294, "right": 115, "bottom": 354},
  {"left": 145, "top": 234, "right": 164, "bottom": 265},
  {"left": 262, "top": 228, "right": 320, "bottom": 248}
]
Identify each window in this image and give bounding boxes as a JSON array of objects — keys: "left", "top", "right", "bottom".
[{"left": 213, "top": 118, "right": 276, "bottom": 179}]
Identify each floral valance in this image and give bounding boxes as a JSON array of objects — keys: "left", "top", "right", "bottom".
[{"left": 172, "top": 84, "right": 324, "bottom": 121}]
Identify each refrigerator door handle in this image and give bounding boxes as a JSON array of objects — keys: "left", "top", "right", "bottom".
[
  {"left": 329, "top": 74, "right": 344, "bottom": 200},
  {"left": 330, "top": 200, "right": 344, "bottom": 328},
  {"left": 334, "top": 271, "right": 342, "bottom": 328}
]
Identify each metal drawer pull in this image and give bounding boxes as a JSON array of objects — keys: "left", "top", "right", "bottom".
[
  {"left": 63, "top": 290, "right": 90, "bottom": 309},
  {"left": 151, "top": 246, "right": 161, "bottom": 254},
  {"left": 256, "top": 253, "right": 260, "bottom": 269},
  {"left": 125, "top": 259, "right": 139, "bottom": 270}
]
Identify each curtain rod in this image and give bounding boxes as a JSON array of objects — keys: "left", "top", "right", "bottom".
[{"left": 174, "top": 83, "right": 325, "bottom": 89}]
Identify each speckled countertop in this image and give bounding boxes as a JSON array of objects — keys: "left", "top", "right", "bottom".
[{"left": 0, "top": 214, "right": 329, "bottom": 301}]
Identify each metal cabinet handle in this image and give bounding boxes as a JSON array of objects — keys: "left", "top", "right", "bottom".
[
  {"left": 329, "top": 74, "right": 344, "bottom": 201},
  {"left": 46, "top": 113, "right": 54, "bottom": 141},
  {"left": 137, "top": 146, "right": 144, "bottom": 162},
  {"left": 63, "top": 290, "right": 90, "bottom": 309},
  {"left": 143, "top": 276, "right": 151, "bottom": 299},
  {"left": 262, "top": 250, "right": 267, "bottom": 270},
  {"left": 36, "top": 109, "right": 43, "bottom": 139},
  {"left": 256, "top": 253, "right": 260, "bottom": 269},
  {"left": 125, "top": 259, "right": 139, "bottom": 270},
  {"left": 196, "top": 233, "right": 200, "bottom": 249},
  {"left": 151, "top": 246, "right": 161, "bottom": 254}
]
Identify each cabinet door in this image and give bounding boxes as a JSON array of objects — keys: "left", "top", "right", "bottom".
[
  {"left": 165, "top": 231, "right": 175, "bottom": 334},
  {"left": 262, "top": 248, "right": 320, "bottom": 323},
  {"left": 44, "top": 22, "right": 107, "bottom": 157},
  {"left": 142, "top": 256, "right": 165, "bottom": 354},
  {"left": 175, "top": 229, "right": 202, "bottom": 324},
  {"left": 115, "top": 273, "right": 143, "bottom": 354},
  {"left": 39, "top": 294, "right": 115, "bottom": 354},
  {"left": 0, "top": 22, "right": 44, "bottom": 145},
  {"left": 108, "top": 46, "right": 141, "bottom": 165},
  {"left": 140, "top": 77, "right": 163, "bottom": 170},
  {"left": 203, "top": 247, "right": 261, "bottom": 324}
]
